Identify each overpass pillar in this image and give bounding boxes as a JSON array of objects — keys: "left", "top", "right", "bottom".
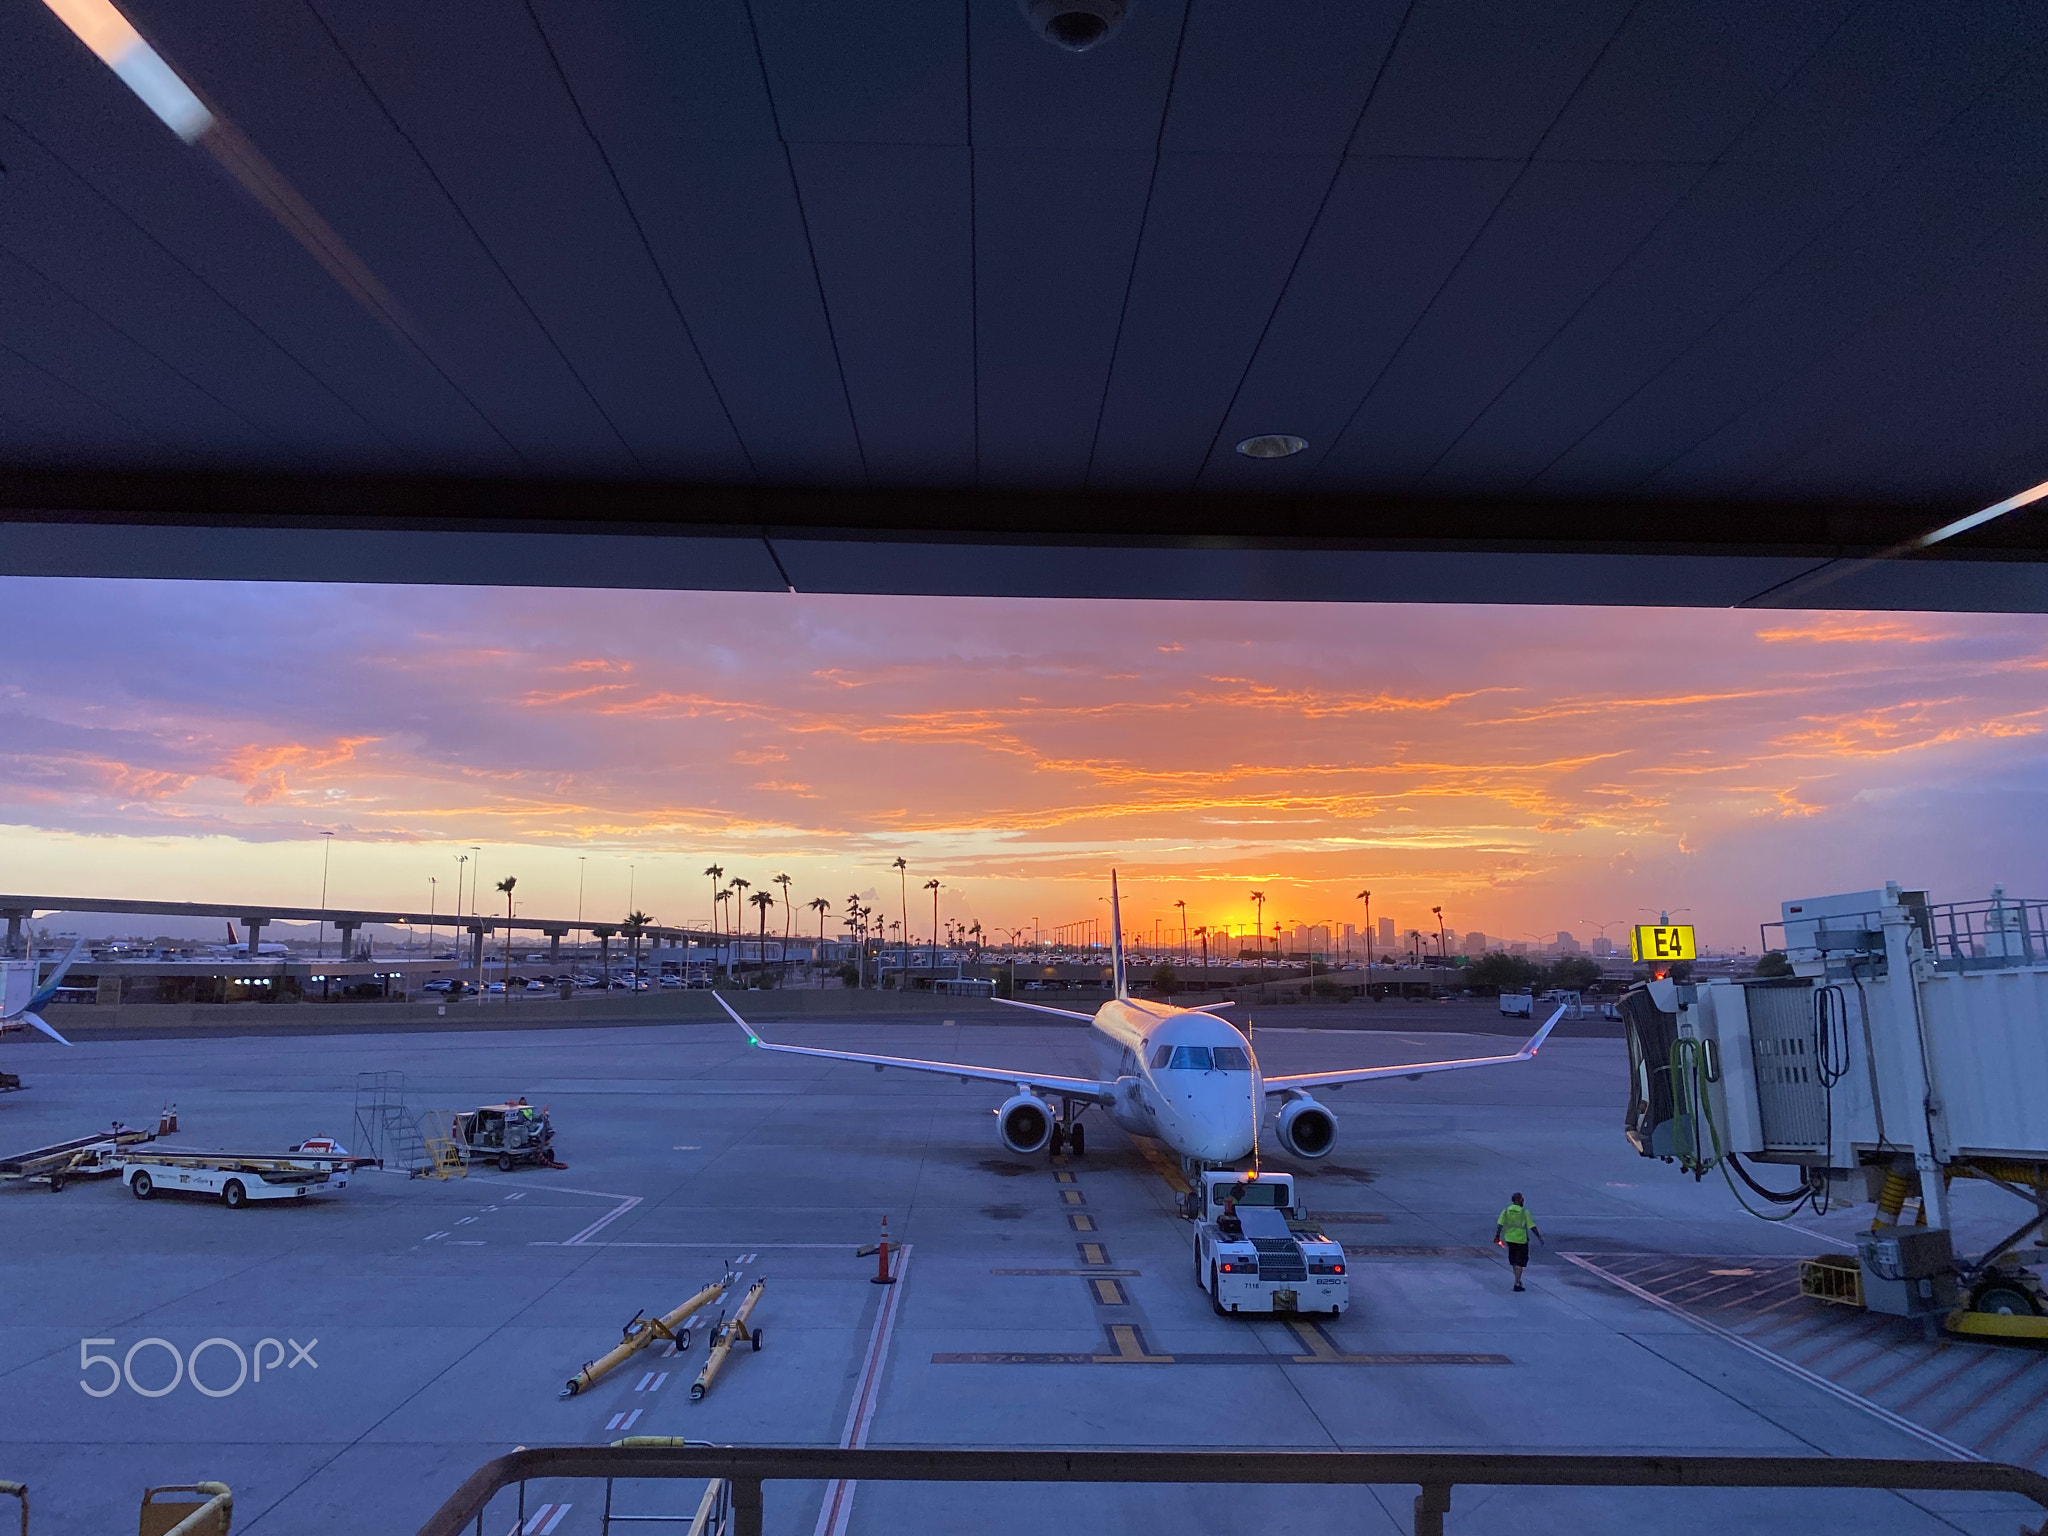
[
  {"left": 242, "top": 917, "right": 267, "bottom": 956},
  {"left": 544, "top": 927, "right": 567, "bottom": 965},
  {"left": 333, "top": 921, "right": 361, "bottom": 962},
  {"left": 2, "top": 908, "right": 25, "bottom": 959}
]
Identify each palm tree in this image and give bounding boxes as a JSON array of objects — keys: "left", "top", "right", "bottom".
[
  {"left": 892, "top": 856, "right": 910, "bottom": 991},
  {"left": 845, "top": 894, "right": 863, "bottom": 987},
  {"left": 773, "top": 873, "right": 793, "bottom": 981},
  {"left": 727, "top": 877, "right": 751, "bottom": 974},
  {"left": 624, "top": 908, "right": 652, "bottom": 990},
  {"left": 749, "top": 888, "right": 775, "bottom": 981},
  {"left": 714, "top": 887, "right": 735, "bottom": 977},
  {"left": 968, "top": 920, "right": 983, "bottom": 957},
  {"left": 1175, "top": 899, "right": 1187, "bottom": 963},
  {"left": 810, "top": 896, "right": 831, "bottom": 983},
  {"left": 1250, "top": 890, "right": 1267, "bottom": 966},
  {"left": 703, "top": 864, "right": 724, "bottom": 931},
  {"left": 924, "top": 878, "right": 941, "bottom": 983},
  {"left": 495, "top": 876, "right": 517, "bottom": 1001}
]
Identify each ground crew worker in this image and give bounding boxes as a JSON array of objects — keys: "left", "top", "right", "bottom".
[{"left": 1495, "top": 1192, "right": 1543, "bottom": 1291}]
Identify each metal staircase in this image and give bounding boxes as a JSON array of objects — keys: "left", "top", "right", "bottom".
[{"left": 352, "top": 1072, "right": 430, "bottom": 1177}]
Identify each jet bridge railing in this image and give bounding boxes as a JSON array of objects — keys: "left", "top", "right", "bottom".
[{"left": 413, "top": 1445, "right": 2048, "bottom": 1536}]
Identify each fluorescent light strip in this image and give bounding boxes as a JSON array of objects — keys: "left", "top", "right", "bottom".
[
  {"left": 1913, "top": 475, "right": 2048, "bottom": 549},
  {"left": 43, "top": 0, "right": 213, "bottom": 142}
]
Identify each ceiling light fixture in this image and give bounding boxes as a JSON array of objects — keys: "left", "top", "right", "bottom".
[
  {"left": 1236, "top": 434, "right": 1308, "bottom": 459},
  {"left": 42, "top": 0, "right": 212, "bottom": 142}
]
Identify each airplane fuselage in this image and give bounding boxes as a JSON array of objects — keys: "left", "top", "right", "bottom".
[{"left": 1082, "top": 997, "right": 1264, "bottom": 1164}]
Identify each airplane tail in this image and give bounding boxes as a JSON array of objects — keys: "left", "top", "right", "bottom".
[
  {"left": 226, "top": 921, "right": 239, "bottom": 946},
  {"left": 1110, "top": 870, "right": 1128, "bottom": 999}
]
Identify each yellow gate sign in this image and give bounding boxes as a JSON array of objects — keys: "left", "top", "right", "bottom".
[{"left": 1630, "top": 924, "right": 1696, "bottom": 963}]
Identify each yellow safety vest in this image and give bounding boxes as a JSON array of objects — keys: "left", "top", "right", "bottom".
[{"left": 1498, "top": 1205, "right": 1532, "bottom": 1243}]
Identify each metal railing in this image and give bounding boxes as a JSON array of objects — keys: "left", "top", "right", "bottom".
[{"left": 415, "top": 1446, "right": 2048, "bottom": 1536}]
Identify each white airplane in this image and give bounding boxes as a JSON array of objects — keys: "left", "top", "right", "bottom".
[
  {"left": 718, "top": 874, "right": 1562, "bottom": 1167},
  {"left": 1, "top": 941, "right": 85, "bottom": 1047},
  {"left": 208, "top": 922, "right": 288, "bottom": 958}
]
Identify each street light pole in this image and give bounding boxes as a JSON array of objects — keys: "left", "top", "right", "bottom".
[{"left": 318, "top": 830, "right": 334, "bottom": 958}]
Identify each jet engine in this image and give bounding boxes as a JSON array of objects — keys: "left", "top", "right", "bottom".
[
  {"left": 998, "top": 1092, "right": 1055, "bottom": 1155},
  {"left": 1275, "top": 1095, "right": 1337, "bottom": 1159}
]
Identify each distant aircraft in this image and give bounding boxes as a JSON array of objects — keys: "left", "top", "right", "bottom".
[
  {"left": 720, "top": 873, "right": 1562, "bottom": 1167},
  {"left": 210, "top": 922, "right": 288, "bottom": 958},
  {"left": 1, "top": 941, "right": 85, "bottom": 1047}
]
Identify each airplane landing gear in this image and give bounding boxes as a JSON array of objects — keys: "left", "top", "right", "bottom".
[
  {"left": 1068, "top": 1121, "right": 1085, "bottom": 1155},
  {"left": 1048, "top": 1124, "right": 1066, "bottom": 1158}
]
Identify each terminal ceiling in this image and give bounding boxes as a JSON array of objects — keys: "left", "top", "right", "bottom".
[{"left": 2, "top": 0, "right": 2046, "bottom": 608}]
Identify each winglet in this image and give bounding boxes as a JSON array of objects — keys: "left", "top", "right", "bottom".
[
  {"left": 713, "top": 991, "right": 766, "bottom": 1046},
  {"left": 1520, "top": 1006, "right": 1565, "bottom": 1058},
  {"left": 27, "top": 940, "right": 86, "bottom": 1012},
  {"left": 20, "top": 1011, "right": 71, "bottom": 1047},
  {"left": 1109, "top": 870, "right": 1127, "bottom": 1000}
]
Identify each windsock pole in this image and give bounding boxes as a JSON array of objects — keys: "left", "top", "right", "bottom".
[{"left": 562, "top": 1276, "right": 729, "bottom": 1397}]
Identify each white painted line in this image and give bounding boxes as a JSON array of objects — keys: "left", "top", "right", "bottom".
[
  {"left": 425, "top": 1231, "right": 450, "bottom": 1242},
  {"left": 635, "top": 1371, "right": 655, "bottom": 1391},
  {"left": 606, "top": 1408, "right": 642, "bottom": 1432},
  {"left": 1559, "top": 1253, "right": 1981, "bottom": 1461},
  {"left": 532, "top": 1241, "right": 853, "bottom": 1250},
  {"left": 450, "top": 1240, "right": 485, "bottom": 1246},
  {"left": 562, "top": 1195, "right": 644, "bottom": 1247},
  {"left": 813, "top": 1244, "right": 913, "bottom": 1536},
  {"left": 512, "top": 1504, "right": 571, "bottom": 1536},
  {"left": 457, "top": 1216, "right": 478, "bottom": 1225},
  {"left": 648, "top": 1372, "right": 669, "bottom": 1392},
  {"left": 504, "top": 1191, "right": 526, "bottom": 1201}
]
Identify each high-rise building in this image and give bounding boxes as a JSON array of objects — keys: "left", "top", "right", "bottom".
[
  {"left": 1555, "top": 930, "right": 1583, "bottom": 955},
  {"left": 1465, "top": 931, "right": 1488, "bottom": 954},
  {"left": 1377, "top": 917, "right": 1394, "bottom": 946}
]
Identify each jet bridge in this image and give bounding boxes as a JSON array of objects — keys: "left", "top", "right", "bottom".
[{"left": 1622, "top": 881, "right": 2048, "bottom": 1336}]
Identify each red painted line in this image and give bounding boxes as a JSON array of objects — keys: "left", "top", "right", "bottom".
[
  {"left": 1893, "top": 1347, "right": 1992, "bottom": 1415},
  {"left": 813, "top": 1244, "right": 913, "bottom": 1536},
  {"left": 1975, "top": 1367, "right": 2048, "bottom": 1458}
]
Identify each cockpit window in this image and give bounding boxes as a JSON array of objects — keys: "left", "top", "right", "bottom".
[
  {"left": 1167, "top": 1045, "right": 1213, "bottom": 1070},
  {"left": 1151, "top": 1044, "right": 1172, "bottom": 1069},
  {"left": 1210, "top": 1045, "right": 1250, "bottom": 1070}
]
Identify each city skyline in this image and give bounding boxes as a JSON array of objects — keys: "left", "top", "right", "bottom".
[{"left": 2, "top": 578, "right": 2045, "bottom": 950}]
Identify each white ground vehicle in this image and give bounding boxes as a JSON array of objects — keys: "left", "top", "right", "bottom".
[
  {"left": 1190, "top": 1170, "right": 1349, "bottom": 1316},
  {"left": 122, "top": 1146, "right": 378, "bottom": 1207}
]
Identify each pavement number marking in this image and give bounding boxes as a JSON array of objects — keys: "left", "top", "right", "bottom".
[
  {"left": 935, "top": 1323, "right": 1511, "bottom": 1368},
  {"left": 634, "top": 1371, "right": 669, "bottom": 1393},
  {"left": 605, "top": 1409, "right": 642, "bottom": 1433},
  {"left": 512, "top": 1504, "right": 572, "bottom": 1536},
  {"left": 1067, "top": 1213, "right": 1096, "bottom": 1232}
]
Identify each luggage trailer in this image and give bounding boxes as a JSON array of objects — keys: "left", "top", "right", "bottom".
[
  {"left": 0, "top": 1127, "right": 156, "bottom": 1192},
  {"left": 121, "top": 1147, "right": 381, "bottom": 1207}
]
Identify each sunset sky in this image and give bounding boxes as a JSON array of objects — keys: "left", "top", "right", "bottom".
[{"left": 3, "top": 577, "right": 2045, "bottom": 953}]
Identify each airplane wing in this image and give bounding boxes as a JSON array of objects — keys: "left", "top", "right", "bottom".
[
  {"left": 992, "top": 997, "right": 1096, "bottom": 1022},
  {"left": 1261, "top": 1007, "right": 1563, "bottom": 1094},
  {"left": 716, "top": 994, "right": 1114, "bottom": 1104},
  {"left": 1, "top": 942, "right": 81, "bottom": 1045}
]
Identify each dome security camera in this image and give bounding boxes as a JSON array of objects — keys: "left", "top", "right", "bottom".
[{"left": 1019, "top": 0, "right": 1128, "bottom": 52}]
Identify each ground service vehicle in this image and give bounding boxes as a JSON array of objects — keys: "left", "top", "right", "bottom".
[
  {"left": 455, "top": 1100, "right": 555, "bottom": 1171},
  {"left": 123, "top": 1146, "right": 378, "bottom": 1206},
  {"left": 1190, "top": 1169, "right": 1348, "bottom": 1316}
]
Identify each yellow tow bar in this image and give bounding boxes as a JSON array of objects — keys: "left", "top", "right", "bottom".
[
  {"left": 691, "top": 1279, "right": 765, "bottom": 1402},
  {"left": 562, "top": 1278, "right": 730, "bottom": 1397}
]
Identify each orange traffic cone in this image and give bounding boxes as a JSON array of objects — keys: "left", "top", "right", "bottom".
[{"left": 871, "top": 1214, "right": 895, "bottom": 1286}]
